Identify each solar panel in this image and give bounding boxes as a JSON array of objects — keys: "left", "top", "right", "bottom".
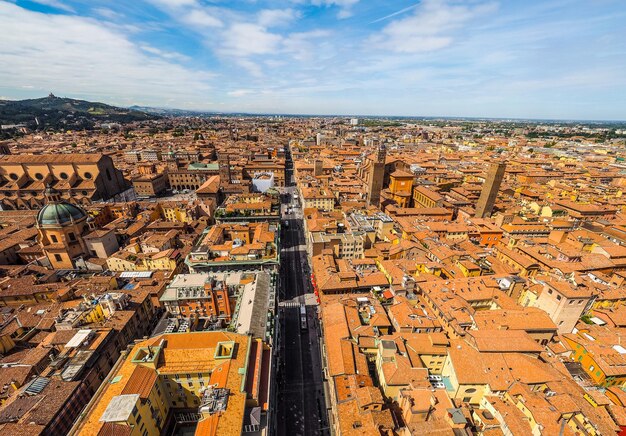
[
  {"left": 25, "top": 377, "right": 50, "bottom": 395},
  {"left": 119, "top": 271, "right": 154, "bottom": 278}
]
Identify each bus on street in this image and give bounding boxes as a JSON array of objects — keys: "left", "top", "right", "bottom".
[{"left": 300, "top": 304, "right": 307, "bottom": 330}]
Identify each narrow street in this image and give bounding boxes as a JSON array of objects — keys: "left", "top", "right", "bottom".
[{"left": 276, "top": 146, "right": 329, "bottom": 436}]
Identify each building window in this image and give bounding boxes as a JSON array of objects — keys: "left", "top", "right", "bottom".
[
  {"left": 51, "top": 234, "right": 58, "bottom": 243},
  {"left": 84, "top": 172, "right": 93, "bottom": 179},
  {"left": 35, "top": 173, "right": 44, "bottom": 180},
  {"left": 60, "top": 172, "right": 68, "bottom": 180},
  {"left": 68, "top": 232, "right": 76, "bottom": 241},
  {"left": 54, "top": 254, "right": 62, "bottom": 262},
  {"left": 9, "top": 173, "right": 18, "bottom": 181}
]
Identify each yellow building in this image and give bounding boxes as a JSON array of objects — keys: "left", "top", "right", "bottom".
[
  {"left": 300, "top": 187, "right": 335, "bottom": 211},
  {"left": 36, "top": 186, "right": 91, "bottom": 269},
  {"left": 160, "top": 202, "right": 194, "bottom": 224},
  {"left": 375, "top": 339, "right": 429, "bottom": 401},
  {"left": 563, "top": 329, "right": 626, "bottom": 387},
  {"left": 591, "top": 292, "right": 626, "bottom": 310},
  {"left": 493, "top": 245, "right": 540, "bottom": 277},
  {"left": 486, "top": 386, "right": 604, "bottom": 436},
  {"left": 106, "top": 249, "right": 181, "bottom": 272},
  {"left": 441, "top": 347, "right": 489, "bottom": 405},
  {"left": 412, "top": 186, "right": 443, "bottom": 208},
  {"left": 142, "top": 249, "right": 181, "bottom": 271},
  {"left": 75, "top": 331, "right": 271, "bottom": 436},
  {"left": 416, "top": 260, "right": 442, "bottom": 277},
  {"left": 106, "top": 252, "right": 141, "bottom": 272},
  {"left": 457, "top": 260, "right": 481, "bottom": 277},
  {"left": 0, "top": 277, "right": 63, "bottom": 306},
  {"left": 518, "top": 285, "right": 540, "bottom": 308},
  {"left": 387, "top": 170, "right": 414, "bottom": 208}
]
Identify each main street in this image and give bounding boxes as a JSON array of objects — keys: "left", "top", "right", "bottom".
[{"left": 276, "top": 147, "right": 329, "bottom": 436}]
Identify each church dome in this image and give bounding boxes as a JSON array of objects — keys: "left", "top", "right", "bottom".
[{"left": 37, "top": 202, "right": 87, "bottom": 227}]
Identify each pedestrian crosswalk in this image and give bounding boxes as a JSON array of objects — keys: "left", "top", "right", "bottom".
[
  {"left": 280, "top": 301, "right": 302, "bottom": 308},
  {"left": 280, "top": 245, "right": 307, "bottom": 253}
]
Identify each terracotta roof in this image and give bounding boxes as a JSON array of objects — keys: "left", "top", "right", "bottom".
[
  {"left": 121, "top": 364, "right": 158, "bottom": 398},
  {"left": 0, "top": 153, "right": 104, "bottom": 163},
  {"left": 467, "top": 329, "right": 544, "bottom": 353},
  {"left": 97, "top": 423, "right": 133, "bottom": 436}
]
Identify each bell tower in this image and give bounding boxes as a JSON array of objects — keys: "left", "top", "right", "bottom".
[{"left": 368, "top": 143, "right": 386, "bottom": 206}]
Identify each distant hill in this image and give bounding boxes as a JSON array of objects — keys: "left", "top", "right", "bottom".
[
  {"left": 129, "top": 105, "right": 218, "bottom": 117},
  {"left": 0, "top": 94, "right": 158, "bottom": 132}
]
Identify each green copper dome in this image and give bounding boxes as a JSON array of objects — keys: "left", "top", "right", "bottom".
[{"left": 37, "top": 202, "right": 87, "bottom": 226}]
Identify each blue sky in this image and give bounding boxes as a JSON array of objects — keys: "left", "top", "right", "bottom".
[{"left": 0, "top": 0, "right": 625, "bottom": 119}]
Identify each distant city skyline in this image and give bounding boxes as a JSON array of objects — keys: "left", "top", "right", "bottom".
[{"left": 1, "top": 0, "right": 625, "bottom": 120}]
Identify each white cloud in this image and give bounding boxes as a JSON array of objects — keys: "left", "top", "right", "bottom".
[
  {"left": 264, "top": 59, "right": 287, "bottom": 68},
  {"left": 0, "top": 2, "right": 213, "bottom": 108},
  {"left": 283, "top": 29, "right": 331, "bottom": 61},
  {"left": 234, "top": 58, "right": 264, "bottom": 77},
  {"left": 148, "top": 0, "right": 198, "bottom": 7},
  {"left": 214, "top": 23, "right": 333, "bottom": 76},
  {"left": 228, "top": 89, "right": 254, "bottom": 97},
  {"left": 370, "top": 0, "right": 497, "bottom": 53},
  {"left": 146, "top": 0, "right": 224, "bottom": 29},
  {"left": 220, "top": 23, "right": 282, "bottom": 57},
  {"left": 143, "top": 0, "right": 325, "bottom": 79},
  {"left": 140, "top": 45, "right": 191, "bottom": 62},
  {"left": 182, "top": 9, "right": 223, "bottom": 28},
  {"left": 258, "top": 9, "right": 299, "bottom": 27},
  {"left": 93, "top": 7, "right": 123, "bottom": 20},
  {"left": 147, "top": 0, "right": 230, "bottom": 31}
]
